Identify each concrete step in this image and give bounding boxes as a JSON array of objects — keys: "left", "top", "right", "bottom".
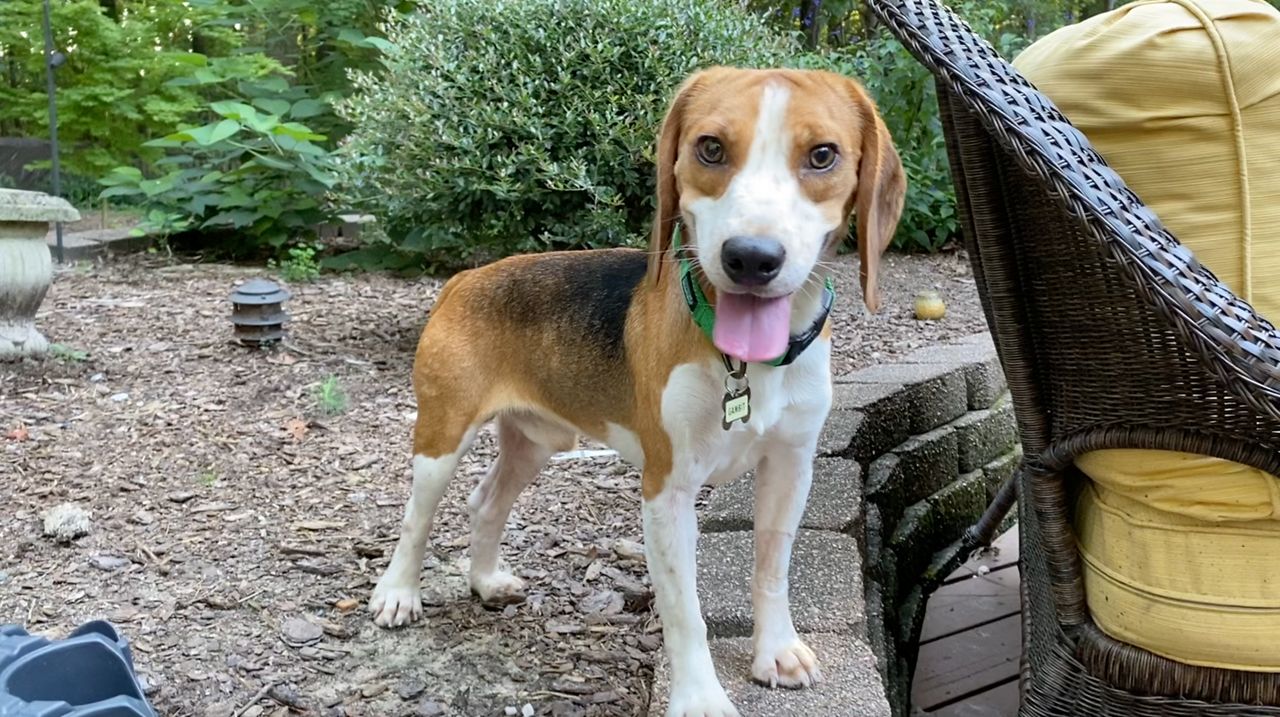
[
  {"left": 701, "top": 459, "right": 864, "bottom": 535},
  {"left": 648, "top": 632, "right": 890, "bottom": 717},
  {"left": 695, "top": 529, "right": 865, "bottom": 639}
]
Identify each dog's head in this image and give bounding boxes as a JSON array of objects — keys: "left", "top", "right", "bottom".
[{"left": 649, "top": 67, "right": 906, "bottom": 362}]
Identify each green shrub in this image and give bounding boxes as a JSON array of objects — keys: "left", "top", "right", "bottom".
[
  {"left": 333, "top": 0, "right": 795, "bottom": 269},
  {"left": 99, "top": 88, "right": 338, "bottom": 251},
  {"left": 0, "top": 0, "right": 233, "bottom": 179},
  {"left": 792, "top": 1, "right": 1034, "bottom": 251},
  {"left": 271, "top": 244, "right": 323, "bottom": 283}
]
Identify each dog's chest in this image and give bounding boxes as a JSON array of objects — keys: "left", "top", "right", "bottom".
[{"left": 659, "top": 347, "right": 832, "bottom": 485}]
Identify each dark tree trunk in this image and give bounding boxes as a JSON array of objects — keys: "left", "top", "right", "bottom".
[{"left": 99, "top": 0, "right": 121, "bottom": 22}]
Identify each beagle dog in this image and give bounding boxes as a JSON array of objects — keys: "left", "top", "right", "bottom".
[{"left": 369, "top": 66, "right": 906, "bottom": 717}]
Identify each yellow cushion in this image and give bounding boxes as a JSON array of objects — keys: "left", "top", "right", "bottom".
[
  {"left": 1014, "top": 0, "right": 1280, "bottom": 671},
  {"left": 1075, "top": 451, "right": 1280, "bottom": 671},
  {"left": 1013, "top": 0, "right": 1280, "bottom": 321}
]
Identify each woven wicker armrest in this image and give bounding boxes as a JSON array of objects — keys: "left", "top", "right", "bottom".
[{"left": 866, "top": 0, "right": 1280, "bottom": 420}]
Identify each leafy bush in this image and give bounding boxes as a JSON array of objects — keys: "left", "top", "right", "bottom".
[
  {"left": 334, "top": 0, "right": 795, "bottom": 269},
  {"left": 100, "top": 91, "right": 338, "bottom": 251},
  {"left": 1, "top": 0, "right": 405, "bottom": 181},
  {"left": 271, "top": 244, "right": 323, "bottom": 283},
  {"left": 0, "top": 0, "right": 233, "bottom": 178},
  {"left": 791, "top": 1, "right": 1036, "bottom": 251}
]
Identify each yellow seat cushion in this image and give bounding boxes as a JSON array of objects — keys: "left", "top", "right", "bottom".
[
  {"left": 1013, "top": 0, "right": 1280, "bottom": 672},
  {"left": 1075, "top": 451, "right": 1280, "bottom": 671},
  {"left": 1013, "top": 0, "right": 1280, "bottom": 321}
]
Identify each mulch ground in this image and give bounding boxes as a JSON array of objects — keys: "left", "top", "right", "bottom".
[{"left": 0, "top": 248, "right": 984, "bottom": 717}]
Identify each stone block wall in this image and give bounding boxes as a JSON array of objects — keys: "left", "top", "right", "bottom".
[{"left": 822, "top": 332, "right": 1019, "bottom": 716}]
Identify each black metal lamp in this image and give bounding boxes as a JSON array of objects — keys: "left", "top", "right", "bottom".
[{"left": 228, "top": 279, "right": 291, "bottom": 346}]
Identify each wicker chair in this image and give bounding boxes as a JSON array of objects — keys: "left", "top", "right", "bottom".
[{"left": 864, "top": 0, "right": 1280, "bottom": 713}]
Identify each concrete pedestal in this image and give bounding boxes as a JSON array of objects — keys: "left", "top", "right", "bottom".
[{"left": 0, "top": 189, "right": 79, "bottom": 359}]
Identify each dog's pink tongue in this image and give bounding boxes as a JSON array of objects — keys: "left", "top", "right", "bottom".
[{"left": 713, "top": 292, "right": 793, "bottom": 363}]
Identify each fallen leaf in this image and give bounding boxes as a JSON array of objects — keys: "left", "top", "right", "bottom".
[
  {"left": 5, "top": 425, "right": 29, "bottom": 442},
  {"left": 613, "top": 539, "right": 645, "bottom": 560},
  {"left": 579, "top": 589, "right": 623, "bottom": 616},
  {"left": 283, "top": 418, "right": 309, "bottom": 442},
  {"left": 280, "top": 617, "right": 324, "bottom": 646}
]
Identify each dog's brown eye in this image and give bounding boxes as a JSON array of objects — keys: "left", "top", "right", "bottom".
[
  {"left": 696, "top": 136, "right": 725, "bottom": 165},
  {"left": 808, "top": 144, "right": 838, "bottom": 170}
]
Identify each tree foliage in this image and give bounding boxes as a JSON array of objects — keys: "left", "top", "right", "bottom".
[{"left": 1, "top": 0, "right": 402, "bottom": 252}]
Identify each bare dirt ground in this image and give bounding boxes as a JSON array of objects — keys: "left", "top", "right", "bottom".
[{"left": 1, "top": 249, "right": 984, "bottom": 717}]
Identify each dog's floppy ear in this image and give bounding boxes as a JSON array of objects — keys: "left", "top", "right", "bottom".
[
  {"left": 648, "top": 70, "right": 711, "bottom": 282},
  {"left": 845, "top": 80, "right": 906, "bottom": 312}
]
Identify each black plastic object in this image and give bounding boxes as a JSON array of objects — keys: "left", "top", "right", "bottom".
[{"left": 0, "top": 621, "right": 156, "bottom": 717}]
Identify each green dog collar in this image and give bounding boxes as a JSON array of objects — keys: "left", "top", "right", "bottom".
[{"left": 672, "top": 223, "right": 836, "bottom": 367}]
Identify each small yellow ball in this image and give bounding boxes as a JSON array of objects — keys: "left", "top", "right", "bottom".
[{"left": 914, "top": 290, "right": 946, "bottom": 321}]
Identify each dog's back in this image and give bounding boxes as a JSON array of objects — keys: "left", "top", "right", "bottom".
[{"left": 409, "top": 248, "right": 648, "bottom": 455}]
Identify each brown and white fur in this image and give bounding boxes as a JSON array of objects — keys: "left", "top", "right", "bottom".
[{"left": 368, "top": 66, "right": 906, "bottom": 717}]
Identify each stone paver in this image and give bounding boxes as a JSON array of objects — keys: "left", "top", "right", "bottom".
[
  {"left": 839, "top": 362, "right": 968, "bottom": 435},
  {"left": 701, "top": 459, "right": 862, "bottom": 534},
  {"left": 696, "top": 530, "right": 865, "bottom": 639},
  {"left": 818, "top": 408, "right": 866, "bottom": 458},
  {"left": 648, "top": 633, "right": 890, "bottom": 717}
]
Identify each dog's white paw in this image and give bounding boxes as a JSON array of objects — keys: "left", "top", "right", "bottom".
[
  {"left": 752, "top": 638, "right": 823, "bottom": 689},
  {"left": 369, "top": 579, "right": 422, "bottom": 628},
  {"left": 470, "top": 571, "right": 527, "bottom": 605},
  {"left": 665, "top": 687, "right": 740, "bottom": 717}
]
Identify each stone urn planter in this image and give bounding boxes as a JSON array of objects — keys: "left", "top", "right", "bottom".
[{"left": 0, "top": 189, "right": 79, "bottom": 359}]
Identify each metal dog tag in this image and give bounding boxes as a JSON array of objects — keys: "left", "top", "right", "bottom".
[
  {"left": 720, "top": 356, "right": 751, "bottom": 430},
  {"left": 722, "top": 386, "right": 751, "bottom": 429}
]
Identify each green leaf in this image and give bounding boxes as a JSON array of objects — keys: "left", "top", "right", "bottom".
[
  {"left": 210, "top": 101, "right": 257, "bottom": 121},
  {"left": 172, "top": 53, "right": 209, "bottom": 67},
  {"left": 337, "top": 28, "right": 367, "bottom": 44},
  {"left": 273, "top": 123, "right": 326, "bottom": 142},
  {"left": 253, "top": 97, "right": 292, "bottom": 116},
  {"left": 288, "top": 99, "right": 328, "bottom": 119},
  {"left": 139, "top": 177, "right": 175, "bottom": 197},
  {"left": 187, "top": 119, "right": 242, "bottom": 146},
  {"left": 302, "top": 162, "right": 337, "bottom": 188},
  {"left": 252, "top": 76, "right": 290, "bottom": 94},
  {"left": 98, "top": 166, "right": 143, "bottom": 186},
  {"left": 246, "top": 114, "right": 281, "bottom": 134},
  {"left": 99, "top": 186, "right": 143, "bottom": 199},
  {"left": 205, "top": 209, "right": 263, "bottom": 227}
]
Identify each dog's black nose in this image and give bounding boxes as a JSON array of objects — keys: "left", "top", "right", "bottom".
[{"left": 721, "top": 237, "right": 786, "bottom": 287}]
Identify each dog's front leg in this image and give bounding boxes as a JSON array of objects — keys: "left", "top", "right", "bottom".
[
  {"left": 644, "top": 473, "right": 740, "bottom": 717},
  {"left": 751, "top": 445, "right": 823, "bottom": 688}
]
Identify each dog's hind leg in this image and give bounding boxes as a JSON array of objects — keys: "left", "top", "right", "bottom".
[
  {"left": 467, "top": 413, "right": 573, "bottom": 603},
  {"left": 370, "top": 396, "right": 480, "bottom": 628}
]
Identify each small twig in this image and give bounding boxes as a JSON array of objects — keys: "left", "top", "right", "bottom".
[
  {"left": 527, "top": 690, "right": 592, "bottom": 701},
  {"left": 135, "top": 540, "right": 161, "bottom": 565},
  {"left": 279, "top": 544, "right": 326, "bottom": 557},
  {"left": 233, "top": 681, "right": 280, "bottom": 717}
]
